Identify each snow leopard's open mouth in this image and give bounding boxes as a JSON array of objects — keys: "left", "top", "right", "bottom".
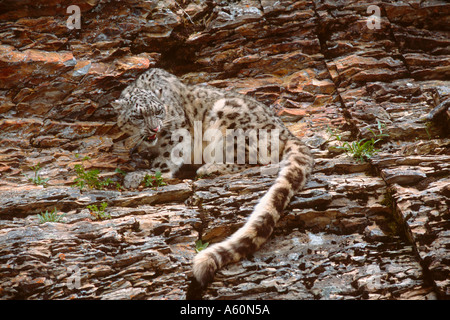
[{"left": 147, "top": 134, "right": 157, "bottom": 141}]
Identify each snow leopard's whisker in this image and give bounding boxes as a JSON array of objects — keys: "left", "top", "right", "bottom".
[
  {"left": 129, "top": 134, "right": 146, "bottom": 154},
  {"left": 163, "top": 117, "right": 176, "bottom": 125}
]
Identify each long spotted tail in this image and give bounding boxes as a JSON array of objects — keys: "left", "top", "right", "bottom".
[{"left": 187, "top": 138, "right": 313, "bottom": 297}]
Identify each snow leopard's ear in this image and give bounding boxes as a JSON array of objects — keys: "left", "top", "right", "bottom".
[{"left": 111, "top": 99, "right": 125, "bottom": 110}]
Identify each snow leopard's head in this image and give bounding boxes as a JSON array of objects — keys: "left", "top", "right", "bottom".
[{"left": 112, "top": 87, "right": 166, "bottom": 149}]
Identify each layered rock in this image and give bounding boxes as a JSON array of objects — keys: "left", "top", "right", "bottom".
[{"left": 0, "top": 0, "right": 448, "bottom": 300}]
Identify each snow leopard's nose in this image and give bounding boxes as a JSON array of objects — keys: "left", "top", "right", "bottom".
[{"left": 150, "top": 126, "right": 159, "bottom": 133}]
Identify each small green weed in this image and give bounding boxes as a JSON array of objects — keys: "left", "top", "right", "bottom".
[
  {"left": 195, "top": 173, "right": 213, "bottom": 180},
  {"left": 113, "top": 168, "right": 126, "bottom": 190},
  {"left": 72, "top": 155, "right": 114, "bottom": 191},
  {"left": 37, "top": 207, "right": 65, "bottom": 223},
  {"left": 380, "top": 190, "right": 394, "bottom": 208},
  {"left": 142, "top": 171, "right": 167, "bottom": 189},
  {"left": 87, "top": 202, "right": 111, "bottom": 220},
  {"left": 115, "top": 168, "right": 127, "bottom": 176},
  {"left": 24, "top": 163, "right": 49, "bottom": 187},
  {"left": 380, "top": 189, "right": 400, "bottom": 235},
  {"left": 328, "top": 121, "right": 389, "bottom": 162},
  {"left": 424, "top": 121, "right": 436, "bottom": 140},
  {"left": 195, "top": 239, "right": 209, "bottom": 253}
]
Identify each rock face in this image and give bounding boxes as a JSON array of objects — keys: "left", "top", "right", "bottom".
[{"left": 0, "top": 0, "right": 448, "bottom": 300}]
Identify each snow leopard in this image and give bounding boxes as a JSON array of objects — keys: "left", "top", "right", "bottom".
[{"left": 111, "top": 68, "right": 314, "bottom": 298}]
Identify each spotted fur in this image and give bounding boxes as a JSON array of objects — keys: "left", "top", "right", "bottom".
[{"left": 112, "top": 68, "right": 314, "bottom": 297}]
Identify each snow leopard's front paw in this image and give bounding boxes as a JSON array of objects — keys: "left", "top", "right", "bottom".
[
  {"left": 196, "top": 164, "right": 214, "bottom": 178},
  {"left": 196, "top": 163, "right": 254, "bottom": 178},
  {"left": 196, "top": 163, "right": 226, "bottom": 177},
  {"left": 123, "top": 171, "right": 150, "bottom": 189}
]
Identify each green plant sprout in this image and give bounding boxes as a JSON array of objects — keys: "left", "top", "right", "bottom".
[
  {"left": 37, "top": 207, "right": 65, "bottom": 223},
  {"left": 115, "top": 168, "right": 127, "bottom": 176},
  {"left": 142, "top": 171, "right": 167, "bottom": 189},
  {"left": 195, "top": 239, "right": 209, "bottom": 253},
  {"left": 328, "top": 121, "right": 389, "bottom": 162},
  {"left": 24, "top": 163, "right": 49, "bottom": 187},
  {"left": 86, "top": 202, "right": 111, "bottom": 220},
  {"left": 72, "top": 155, "right": 114, "bottom": 191}
]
